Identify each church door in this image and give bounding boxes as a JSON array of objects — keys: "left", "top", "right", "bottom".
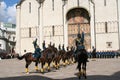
[{"left": 67, "top": 8, "right": 91, "bottom": 50}]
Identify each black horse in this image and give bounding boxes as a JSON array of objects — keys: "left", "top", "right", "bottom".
[{"left": 76, "top": 49, "right": 88, "bottom": 79}]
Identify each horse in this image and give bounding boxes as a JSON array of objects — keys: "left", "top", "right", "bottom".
[
  {"left": 17, "top": 52, "right": 41, "bottom": 74},
  {"left": 60, "top": 47, "right": 75, "bottom": 66},
  {"left": 41, "top": 46, "right": 55, "bottom": 72},
  {"left": 58, "top": 49, "right": 67, "bottom": 66},
  {"left": 76, "top": 49, "right": 88, "bottom": 79},
  {"left": 66, "top": 47, "right": 75, "bottom": 64},
  {"left": 50, "top": 46, "right": 61, "bottom": 69}
]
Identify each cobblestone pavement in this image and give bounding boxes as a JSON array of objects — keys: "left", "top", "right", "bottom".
[{"left": 0, "top": 58, "right": 120, "bottom": 80}]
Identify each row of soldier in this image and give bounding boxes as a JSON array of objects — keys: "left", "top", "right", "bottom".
[
  {"left": 32, "top": 38, "right": 119, "bottom": 60},
  {"left": 88, "top": 50, "right": 119, "bottom": 59}
]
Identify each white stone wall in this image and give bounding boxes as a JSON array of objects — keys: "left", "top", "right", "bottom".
[
  {"left": 96, "top": 33, "right": 119, "bottom": 51},
  {"left": 95, "top": 0, "right": 117, "bottom": 22},
  {"left": 16, "top": 0, "right": 120, "bottom": 54},
  {"left": 16, "top": 0, "right": 40, "bottom": 54},
  {"left": 95, "top": 0, "right": 119, "bottom": 51}
]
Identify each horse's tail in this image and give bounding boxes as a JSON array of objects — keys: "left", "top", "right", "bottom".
[{"left": 17, "top": 55, "right": 25, "bottom": 60}]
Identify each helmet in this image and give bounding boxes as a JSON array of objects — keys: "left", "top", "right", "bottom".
[{"left": 77, "top": 33, "right": 81, "bottom": 38}]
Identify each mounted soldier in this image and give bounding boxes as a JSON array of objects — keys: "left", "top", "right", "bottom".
[
  {"left": 58, "top": 44, "right": 61, "bottom": 51},
  {"left": 42, "top": 40, "right": 46, "bottom": 50},
  {"left": 62, "top": 44, "right": 65, "bottom": 51},
  {"left": 74, "top": 31, "right": 88, "bottom": 62},
  {"left": 75, "top": 31, "right": 85, "bottom": 53},
  {"left": 32, "top": 38, "right": 41, "bottom": 59}
]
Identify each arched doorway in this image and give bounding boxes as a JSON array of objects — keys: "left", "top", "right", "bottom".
[{"left": 66, "top": 8, "right": 91, "bottom": 50}]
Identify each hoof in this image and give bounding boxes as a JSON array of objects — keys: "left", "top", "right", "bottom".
[
  {"left": 48, "top": 67, "right": 51, "bottom": 72},
  {"left": 40, "top": 68, "right": 44, "bottom": 73},
  {"left": 26, "top": 72, "right": 29, "bottom": 74}
]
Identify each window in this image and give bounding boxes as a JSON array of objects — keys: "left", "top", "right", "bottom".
[
  {"left": 29, "top": 27, "right": 31, "bottom": 37},
  {"left": 105, "top": 22, "right": 108, "bottom": 33},
  {"left": 104, "top": 0, "right": 106, "bottom": 6},
  {"left": 52, "top": 0, "right": 54, "bottom": 11},
  {"left": 52, "top": 25, "right": 55, "bottom": 36},
  {"left": 106, "top": 42, "right": 112, "bottom": 48},
  {"left": 13, "top": 37, "right": 15, "bottom": 41},
  {"left": 29, "top": 2, "right": 31, "bottom": 13}
]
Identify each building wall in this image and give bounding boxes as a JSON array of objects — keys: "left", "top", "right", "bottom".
[
  {"left": 0, "top": 22, "right": 16, "bottom": 52},
  {"left": 95, "top": 0, "right": 117, "bottom": 22},
  {"left": 16, "top": 0, "right": 40, "bottom": 54},
  {"left": 16, "top": 0, "right": 120, "bottom": 54},
  {"left": 95, "top": 0, "right": 119, "bottom": 50}
]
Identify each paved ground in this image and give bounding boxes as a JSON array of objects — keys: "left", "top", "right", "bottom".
[{"left": 0, "top": 58, "right": 120, "bottom": 80}]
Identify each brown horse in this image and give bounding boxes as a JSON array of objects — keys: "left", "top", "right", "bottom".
[
  {"left": 17, "top": 52, "right": 40, "bottom": 74},
  {"left": 17, "top": 45, "right": 58, "bottom": 74},
  {"left": 65, "top": 47, "right": 75, "bottom": 64},
  {"left": 41, "top": 46, "right": 55, "bottom": 72}
]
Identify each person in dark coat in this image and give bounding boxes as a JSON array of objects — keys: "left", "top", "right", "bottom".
[
  {"left": 74, "top": 31, "right": 88, "bottom": 62},
  {"left": 62, "top": 44, "right": 65, "bottom": 51},
  {"left": 33, "top": 38, "right": 37, "bottom": 49},
  {"left": 75, "top": 32, "right": 85, "bottom": 54},
  {"left": 58, "top": 44, "right": 61, "bottom": 51},
  {"left": 42, "top": 40, "right": 46, "bottom": 50},
  {"left": 92, "top": 46, "right": 96, "bottom": 59},
  {"left": 32, "top": 38, "right": 41, "bottom": 58}
]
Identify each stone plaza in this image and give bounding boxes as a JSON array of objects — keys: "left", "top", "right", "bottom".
[{"left": 0, "top": 58, "right": 120, "bottom": 80}]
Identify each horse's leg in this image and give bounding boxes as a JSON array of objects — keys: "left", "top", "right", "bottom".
[
  {"left": 78, "top": 62, "right": 82, "bottom": 79},
  {"left": 71, "top": 56, "right": 74, "bottom": 64},
  {"left": 40, "top": 62, "right": 45, "bottom": 73},
  {"left": 35, "top": 62, "right": 39, "bottom": 71},
  {"left": 63, "top": 59, "right": 66, "bottom": 66},
  {"left": 57, "top": 59, "right": 60, "bottom": 69},
  {"left": 55, "top": 60, "right": 58, "bottom": 69},
  {"left": 82, "top": 62, "right": 87, "bottom": 79},
  {"left": 25, "top": 61, "right": 31, "bottom": 74},
  {"left": 47, "top": 61, "right": 51, "bottom": 72}
]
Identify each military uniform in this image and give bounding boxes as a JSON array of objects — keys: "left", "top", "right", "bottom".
[
  {"left": 42, "top": 40, "right": 46, "bottom": 50},
  {"left": 74, "top": 32, "right": 88, "bottom": 62},
  {"left": 33, "top": 38, "right": 37, "bottom": 49},
  {"left": 58, "top": 44, "right": 61, "bottom": 51},
  {"left": 75, "top": 32, "right": 85, "bottom": 54},
  {"left": 33, "top": 39, "right": 41, "bottom": 58},
  {"left": 62, "top": 44, "right": 65, "bottom": 51}
]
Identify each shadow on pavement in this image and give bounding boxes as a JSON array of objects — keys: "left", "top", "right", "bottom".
[{"left": 0, "top": 71, "right": 120, "bottom": 80}]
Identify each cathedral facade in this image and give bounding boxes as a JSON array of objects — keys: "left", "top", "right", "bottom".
[{"left": 16, "top": 0, "right": 120, "bottom": 55}]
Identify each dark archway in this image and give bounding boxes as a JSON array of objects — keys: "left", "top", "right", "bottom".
[{"left": 66, "top": 8, "right": 91, "bottom": 50}]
